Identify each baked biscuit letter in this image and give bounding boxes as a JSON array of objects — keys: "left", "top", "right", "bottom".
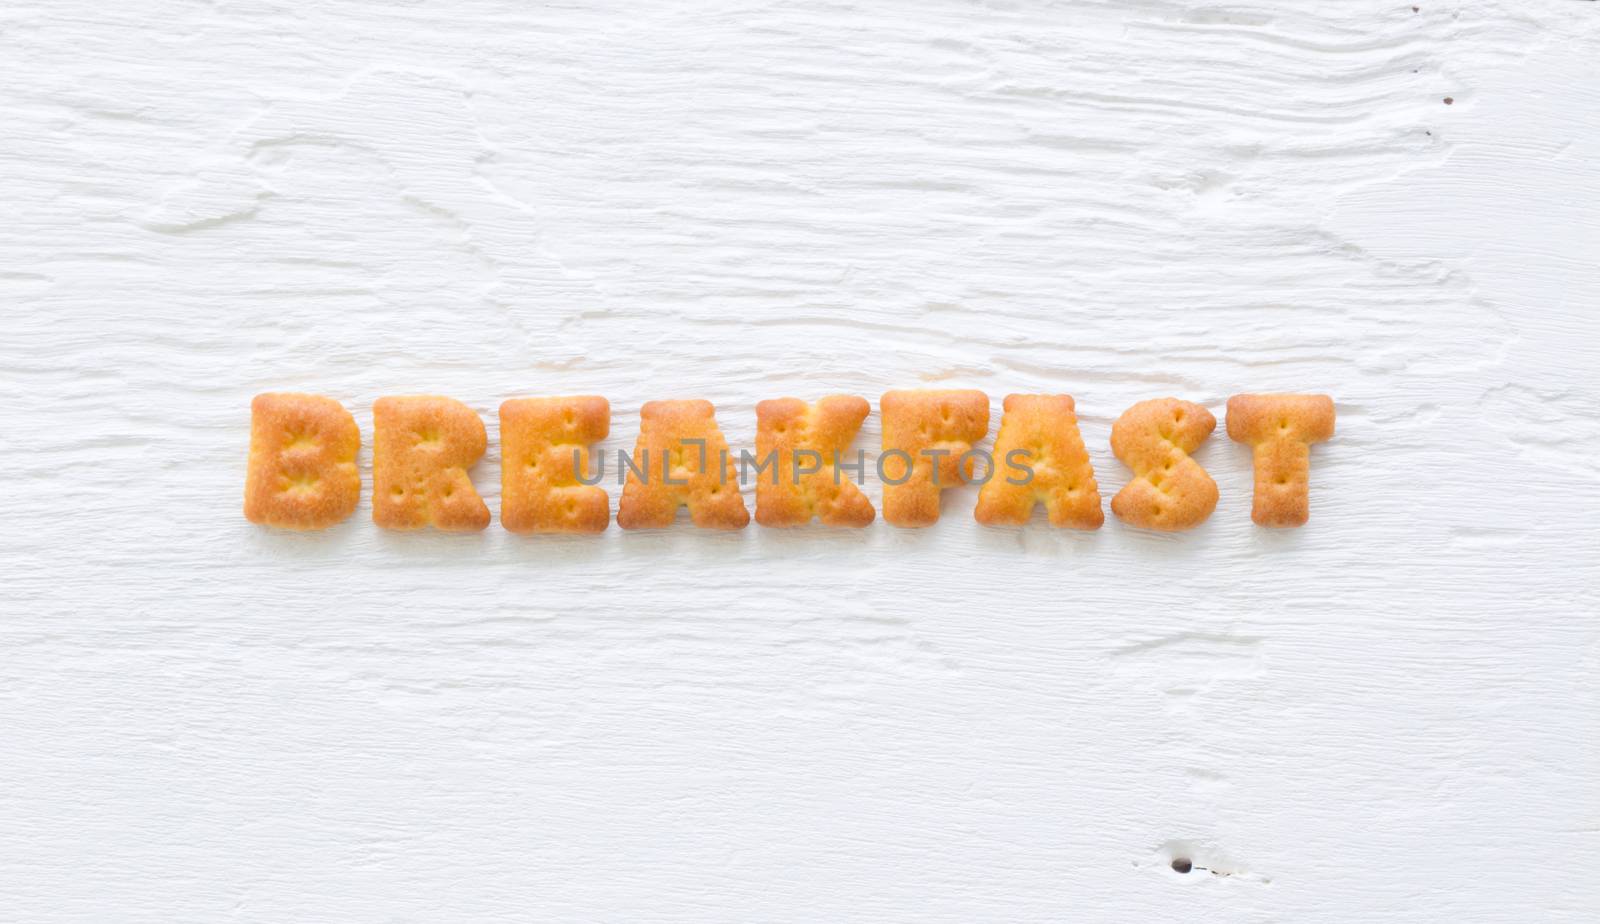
[
  {"left": 500, "top": 396, "right": 610, "bottom": 533},
  {"left": 617, "top": 400, "right": 749, "bottom": 529},
  {"left": 880, "top": 390, "right": 989, "bottom": 527},
  {"left": 244, "top": 393, "right": 361, "bottom": 530},
  {"left": 1226, "top": 393, "right": 1335, "bottom": 527},
  {"left": 975, "top": 394, "right": 1102, "bottom": 528},
  {"left": 1110, "top": 398, "right": 1217, "bottom": 531},
  {"left": 372, "top": 396, "right": 491, "bottom": 531},
  {"left": 755, "top": 395, "right": 874, "bottom": 528}
]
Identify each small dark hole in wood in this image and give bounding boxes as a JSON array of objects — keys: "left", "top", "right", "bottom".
[{"left": 1171, "top": 857, "right": 1193, "bottom": 874}]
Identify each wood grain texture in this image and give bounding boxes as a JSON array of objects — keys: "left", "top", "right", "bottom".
[{"left": 2, "top": 1, "right": 1597, "bottom": 920}]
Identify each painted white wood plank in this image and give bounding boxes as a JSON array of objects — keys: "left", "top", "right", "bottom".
[{"left": 2, "top": 1, "right": 1596, "bottom": 920}]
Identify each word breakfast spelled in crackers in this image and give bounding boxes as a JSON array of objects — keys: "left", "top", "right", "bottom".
[{"left": 244, "top": 391, "right": 1335, "bottom": 533}]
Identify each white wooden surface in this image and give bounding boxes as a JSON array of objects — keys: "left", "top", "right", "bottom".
[{"left": 3, "top": 1, "right": 1597, "bottom": 920}]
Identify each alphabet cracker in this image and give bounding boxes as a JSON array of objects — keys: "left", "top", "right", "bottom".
[
  {"left": 754, "top": 395, "right": 875, "bottom": 528},
  {"left": 1225, "top": 393, "right": 1335, "bottom": 527},
  {"left": 244, "top": 393, "right": 362, "bottom": 530},
  {"left": 880, "top": 389, "right": 990, "bottom": 528},
  {"left": 975, "top": 394, "right": 1103, "bottom": 528},
  {"left": 617, "top": 399, "right": 749, "bottom": 529},
  {"left": 1109, "top": 398, "right": 1217, "bottom": 531},
  {"left": 500, "top": 396, "right": 611, "bottom": 533},
  {"left": 372, "top": 395, "right": 491, "bottom": 532}
]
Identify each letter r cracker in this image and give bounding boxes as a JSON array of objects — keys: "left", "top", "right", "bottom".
[
  {"left": 500, "top": 396, "right": 610, "bottom": 533},
  {"left": 372, "top": 395, "right": 491, "bottom": 532},
  {"left": 244, "top": 393, "right": 361, "bottom": 530}
]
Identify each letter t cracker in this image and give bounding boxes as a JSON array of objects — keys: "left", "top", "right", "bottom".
[
  {"left": 880, "top": 389, "right": 990, "bottom": 527},
  {"left": 975, "top": 394, "right": 1103, "bottom": 528},
  {"left": 244, "top": 393, "right": 362, "bottom": 530},
  {"left": 500, "top": 396, "right": 611, "bottom": 533},
  {"left": 1226, "top": 393, "right": 1335, "bottom": 527},
  {"left": 755, "top": 395, "right": 875, "bottom": 527},
  {"left": 372, "top": 396, "right": 491, "bottom": 531},
  {"left": 617, "top": 400, "right": 750, "bottom": 529}
]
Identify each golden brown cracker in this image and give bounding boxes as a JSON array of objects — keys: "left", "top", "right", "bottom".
[
  {"left": 1226, "top": 393, "right": 1335, "bottom": 527},
  {"left": 244, "top": 393, "right": 362, "bottom": 530},
  {"left": 880, "top": 389, "right": 990, "bottom": 528},
  {"left": 500, "top": 396, "right": 610, "bottom": 533},
  {"left": 1109, "top": 398, "right": 1217, "bottom": 531},
  {"left": 975, "top": 394, "right": 1103, "bottom": 529},
  {"left": 616, "top": 399, "right": 749, "bottom": 530},
  {"left": 754, "top": 395, "right": 874, "bottom": 528},
  {"left": 372, "top": 395, "right": 491, "bottom": 532}
]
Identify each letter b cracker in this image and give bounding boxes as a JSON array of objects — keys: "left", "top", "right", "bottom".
[{"left": 244, "top": 393, "right": 361, "bottom": 530}]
